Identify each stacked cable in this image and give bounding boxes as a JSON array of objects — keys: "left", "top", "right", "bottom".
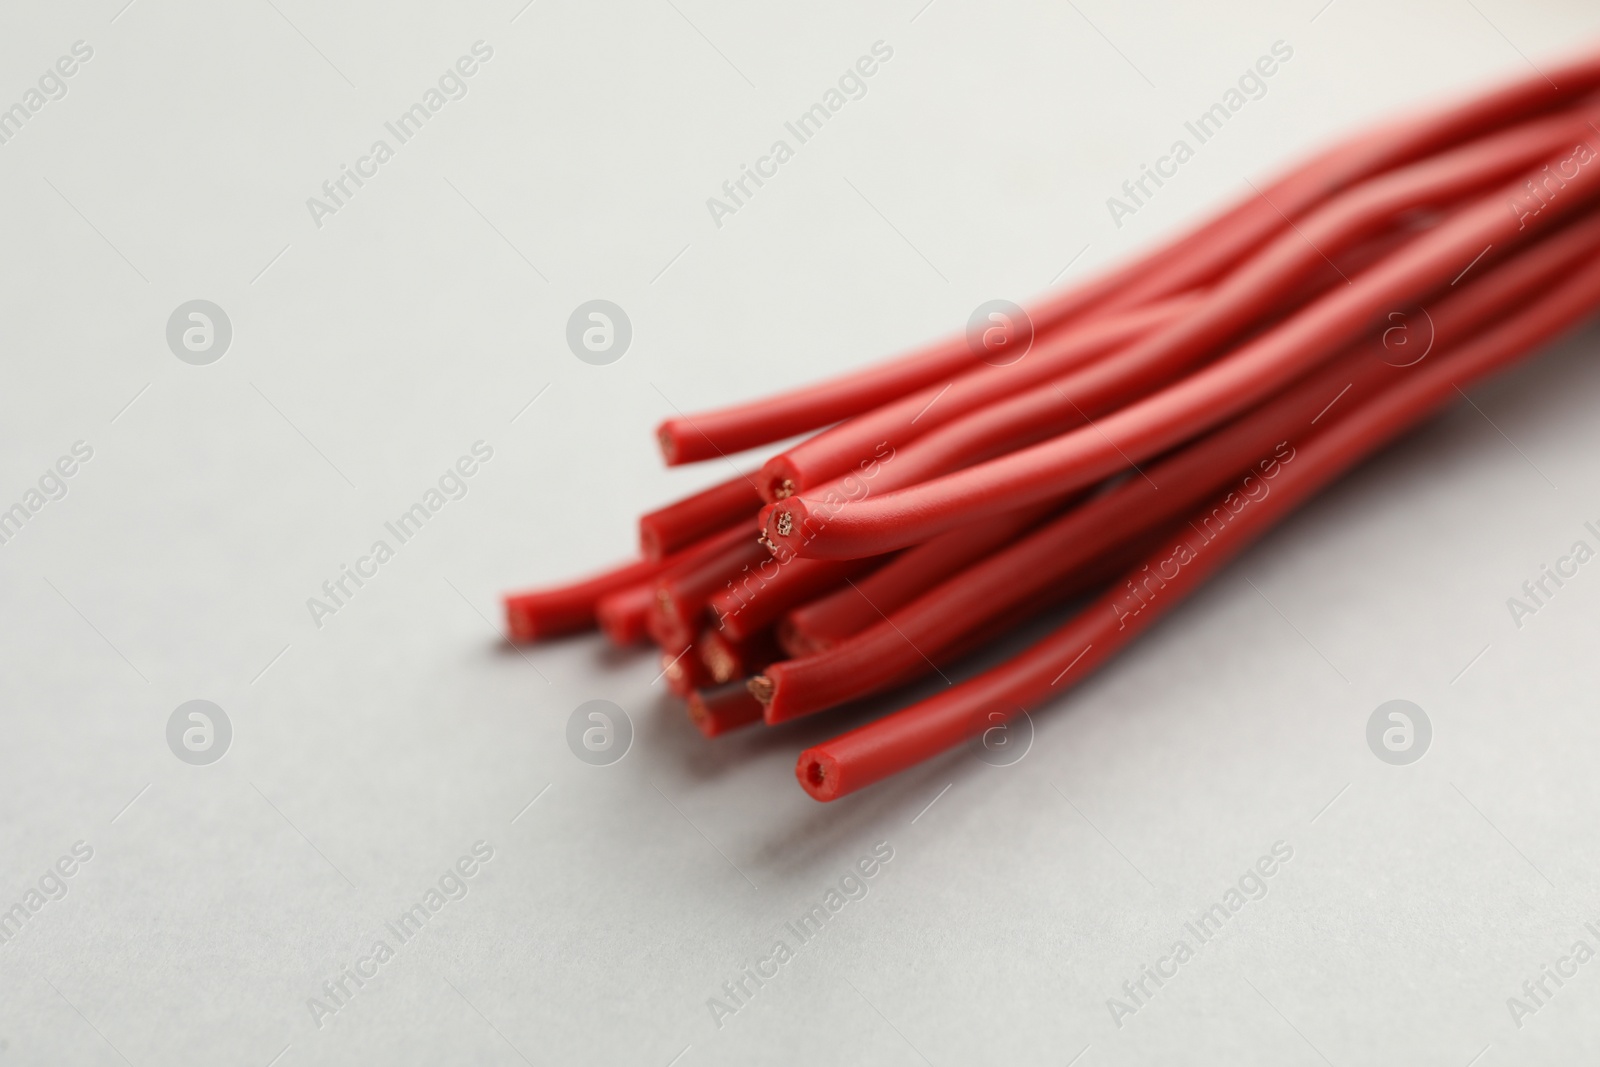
[{"left": 505, "top": 50, "right": 1600, "bottom": 801}]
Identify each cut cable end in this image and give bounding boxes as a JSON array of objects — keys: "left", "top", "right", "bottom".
[
  {"left": 759, "top": 498, "right": 818, "bottom": 562},
  {"left": 701, "top": 638, "right": 738, "bottom": 685},
  {"left": 757, "top": 454, "right": 803, "bottom": 504},
  {"left": 655, "top": 423, "right": 680, "bottom": 465},
  {"left": 686, "top": 692, "right": 716, "bottom": 736},
  {"left": 503, "top": 598, "right": 537, "bottom": 643},
  {"left": 795, "top": 749, "right": 841, "bottom": 802},
  {"left": 656, "top": 419, "right": 723, "bottom": 468},
  {"left": 688, "top": 682, "right": 766, "bottom": 738}
]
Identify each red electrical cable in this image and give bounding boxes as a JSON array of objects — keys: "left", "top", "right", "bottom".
[
  {"left": 832, "top": 182, "right": 1576, "bottom": 503},
  {"left": 653, "top": 214, "right": 1263, "bottom": 467},
  {"left": 654, "top": 53, "right": 1600, "bottom": 467},
  {"left": 795, "top": 227, "right": 1600, "bottom": 801},
  {"left": 653, "top": 282, "right": 1116, "bottom": 465},
  {"left": 499, "top": 51, "right": 1600, "bottom": 805},
  {"left": 756, "top": 339, "right": 1397, "bottom": 721},
  {"left": 504, "top": 556, "right": 668, "bottom": 642},
  {"left": 508, "top": 511, "right": 767, "bottom": 642},
  {"left": 662, "top": 642, "right": 714, "bottom": 698},
  {"left": 595, "top": 580, "right": 658, "bottom": 646},
  {"left": 778, "top": 504, "right": 1056, "bottom": 655},
  {"left": 764, "top": 116, "right": 1597, "bottom": 548},
  {"left": 687, "top": 682, "right": 767, "bottom": 737},
  {"left": 757, "top": 525, "right": 1171, "bottom": 716},
  {"left": 765, "top": 129, "right": 1600, "bottom": 560},
  {"left": 699, "top": 627, "right": 783, "bottom": 685},
  {"left": 755, "top": 294, "right": 1200, "bottom": 501},
  {"left": 620, "top": 199, "right": 1600, "bottom": 652},
  {"left": 707, "top": 555, "right": 881, "bottom": 643},
  {"left": 760, "top": 202, "right": 1600, "bottom": 721},
  {"left": 577, "top": 522, "right": 761, "bottom": 648},
  {"left": 1100, "top": 59, "right": 1600, "bottom": 314},
  {"left": 1068, "top": 109, "right": 1593, "bottom": 422},
  {"left": 814, "top": 210, "right": 1465, "bottom": 502},
  {"left": 639, "top": 471, "right": 764, "bottom": 561},
  {"left": 649, "top": 528, "right": 770, "bottom": 649}
]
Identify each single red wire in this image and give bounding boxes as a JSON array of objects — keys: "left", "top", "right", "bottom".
[
  {"left": 595, "top": 580, "right": 659, "bottom": 646},
  {"left": 687, "top": 682, "right": 767, "bottom": 738},
  {"left": 639, "top": 471, "right": 764, "bottom": 561},
  {"left": 699, "top": 626, "right": 783, "bottom": 685},
  {"left": 504, "top": 556, "right": 667, "bottom": 642},
  {"left": 662, "top": 642, "right": 714, "bottom": 698}
]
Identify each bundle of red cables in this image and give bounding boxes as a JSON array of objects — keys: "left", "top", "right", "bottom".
[{"left": 505, "top": 51, "right": 1600, "bottom": 801}]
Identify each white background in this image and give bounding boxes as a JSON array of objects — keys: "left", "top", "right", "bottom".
[{"left": 4, "top": 0, "right": 1600, "bottom": 1063}]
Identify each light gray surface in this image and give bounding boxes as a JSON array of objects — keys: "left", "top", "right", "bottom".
[{"left": 4, "top": 1, "right": 1600, "bottom": 1063}]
